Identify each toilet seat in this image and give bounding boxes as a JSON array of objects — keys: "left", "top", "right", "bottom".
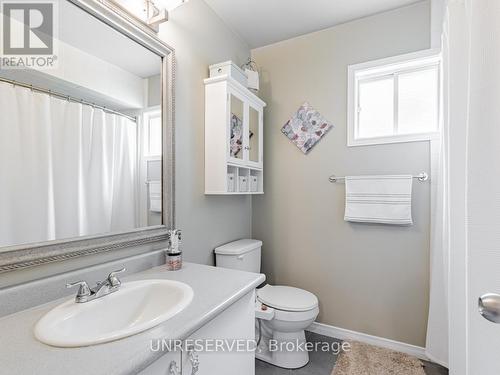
[{"left": 257, "top": 284, "right": 318, "bottom": 312}]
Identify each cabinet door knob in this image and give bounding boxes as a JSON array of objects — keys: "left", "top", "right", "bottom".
[
  {"left": 169, "top": 360, "right": 180, "bottom": 375},
  {"left": 188, "top": 347, "right": 200, "bottom": 375}
]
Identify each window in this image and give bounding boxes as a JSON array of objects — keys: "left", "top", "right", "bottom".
[
  {"left": 143, "top": 109, "right": 162, "bottom": 157},
  {"left": 348, "top": 50, "right": 441, "bottom": 146}
]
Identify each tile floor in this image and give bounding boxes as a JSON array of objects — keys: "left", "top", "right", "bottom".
[
  {"left": 255, "top": 331, "right": 448, "bottom": 375},
  {"left": 421, "top": 360, "right": 449, "bottom": 375}
]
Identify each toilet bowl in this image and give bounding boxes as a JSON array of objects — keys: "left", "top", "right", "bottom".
[
  {"left": 214, "top": 239, "right": 319, "bottom": 369},
  {"left": 255, "top": 284, "right": 319, "bottom": 368}
]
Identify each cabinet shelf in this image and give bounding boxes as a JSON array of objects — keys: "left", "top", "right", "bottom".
[
  {"left": 204, "top": 75, "right": 266, "bottom": 195},
  {"left": 226, "top": 161, "right": 263, "bottom": 171}
]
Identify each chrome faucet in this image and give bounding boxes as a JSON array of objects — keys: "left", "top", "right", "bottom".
[{"left": 66, "top": 268, "right": 126, "bottom": 303}]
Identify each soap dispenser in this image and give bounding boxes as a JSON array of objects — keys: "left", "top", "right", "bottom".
[{"left": 166, "top": 229, "right": 182, "bottom": 271}]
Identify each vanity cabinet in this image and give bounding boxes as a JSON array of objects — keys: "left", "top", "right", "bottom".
[
  {"left": 139, "top": 350, "right": 181, "bottom": 375},
  {"left": 204, "top": 75, "right": 266, "bottom": 195},
  {"left": 140, "top": 291, "right": 255, "bottom": 375}
]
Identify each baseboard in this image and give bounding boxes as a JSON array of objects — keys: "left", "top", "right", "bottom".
[
  {"left": 425, "top": 351, "right": 449, "bottom": 368},
  {"left": 308, "top": 322, "right": 428, "bottom": 361}
]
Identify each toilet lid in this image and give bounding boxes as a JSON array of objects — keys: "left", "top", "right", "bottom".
[{"left": 257, "top": 285, "right": 318, "bottom": 312}]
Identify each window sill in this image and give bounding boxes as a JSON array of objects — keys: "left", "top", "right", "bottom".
[{"left": 347, "top": 132, "right": 440, "bottom": 147}]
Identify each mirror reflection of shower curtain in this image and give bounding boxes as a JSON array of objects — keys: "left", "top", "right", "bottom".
[{"left": 0, "top": 83, "right": 138, "bottom": 247}]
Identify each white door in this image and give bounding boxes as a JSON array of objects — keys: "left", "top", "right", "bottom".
[
  {"left": 449, "top": 1, "right": 500, "bottom": 374},
  {"left": 466, "top": 0, "right": 500, "bottom": 373}
]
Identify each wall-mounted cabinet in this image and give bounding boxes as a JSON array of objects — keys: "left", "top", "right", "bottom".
[{"left": 204, "top": 75, "right": 266, "bottom": 195}]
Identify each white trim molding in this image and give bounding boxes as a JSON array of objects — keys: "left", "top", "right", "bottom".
[{"left": 308, "top": 322, "right": 428, "bottom": 361}]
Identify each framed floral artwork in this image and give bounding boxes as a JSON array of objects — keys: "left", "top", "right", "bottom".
[{"left": 281, "top": 102, "right": 334, "bottom": 154}]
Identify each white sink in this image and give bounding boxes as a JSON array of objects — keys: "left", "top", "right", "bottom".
[{"left": 34, "top": 279, "right": 193, "bottom": 347}]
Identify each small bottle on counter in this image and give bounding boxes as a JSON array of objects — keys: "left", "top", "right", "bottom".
[{"left": 166, "top": 229, "right": 182, "bottom": 271}]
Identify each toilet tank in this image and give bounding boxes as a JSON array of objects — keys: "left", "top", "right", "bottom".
[{"left": 214, "top": 239, "right": 262, "bottom": 273}]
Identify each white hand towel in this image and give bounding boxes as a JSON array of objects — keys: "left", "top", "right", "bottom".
[
  {"left": 149, "top": 181, "right": 162, "bottom": 213},
  {"left": 344, "top": 175, "right": 413, "bottom": 225}
]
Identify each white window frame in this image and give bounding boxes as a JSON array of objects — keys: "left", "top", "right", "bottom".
[
  {"left": 142, "top": 107, "right": 162, "bottom": 158},
  {"left": 138, "top": 106, "right": 162, "bottom": 227},
  {"left": 347, "top": 49, "right": 441, "bottom": 147}
]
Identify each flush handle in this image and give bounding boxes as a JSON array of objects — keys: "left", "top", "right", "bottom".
[
  {"left": 237, "top": 254, "right": 245, "bottom": 260},
  {"left": 479, "top": 293, "right": 500, "bottom": 323}
]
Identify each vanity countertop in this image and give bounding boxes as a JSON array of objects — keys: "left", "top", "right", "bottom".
[{"left": 0, "top": 262, "right": 265, "bottom": 375}]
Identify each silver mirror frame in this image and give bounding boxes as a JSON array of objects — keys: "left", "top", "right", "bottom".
[{"left": 0, "top": 0, "right": 175, "bottom": 273}]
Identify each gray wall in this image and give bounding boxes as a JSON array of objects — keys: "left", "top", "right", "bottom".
[
  {"left": 251, "top": 1, "right": 431, "bottom": 346},
  {"left": 158, "top": 0, "right": 253, "bottom": 265}
]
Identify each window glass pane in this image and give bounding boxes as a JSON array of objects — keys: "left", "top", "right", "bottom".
[
  {"left": 358, "top": 77, "right": 394, "bottom": 139},
  {"left": 398, "top": 67, "right": 439, "bottom": 134},
  {"left": 148, "top": 115, "right": 162, "bottom": 156}
]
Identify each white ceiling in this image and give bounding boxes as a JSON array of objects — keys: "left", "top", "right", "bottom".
[{"left": 203, "top": 0, "right": 424, "bottom": 48}]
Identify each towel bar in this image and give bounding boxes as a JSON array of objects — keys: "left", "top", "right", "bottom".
[{"left": 328, "top": 172, "right": 428, "bottom": 183}]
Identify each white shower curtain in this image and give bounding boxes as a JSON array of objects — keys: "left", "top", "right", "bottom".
[
  {"left": 426, "top": 137, "right": 449, "bottom": 367},
  {"left": 0, "top": 82, "right": 138, "bottom": 247},
  {"left": 425, "top": 1, "right": 452, "bottom": 367}
]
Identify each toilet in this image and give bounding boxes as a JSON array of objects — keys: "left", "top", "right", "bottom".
[{"left": 215, "top": 239, "right": 319, "bottom": 369}]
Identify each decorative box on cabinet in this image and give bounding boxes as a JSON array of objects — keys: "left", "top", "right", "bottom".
[{"left": 204, "top": 74, "right": 266, "bottom": 195}]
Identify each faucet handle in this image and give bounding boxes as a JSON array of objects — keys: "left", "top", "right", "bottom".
[
  {"left": 66, "top": 281, "right": 91, "bottom": 300},
  {"left": 107, "top": 268, "right": 126, "bottom": 287}
]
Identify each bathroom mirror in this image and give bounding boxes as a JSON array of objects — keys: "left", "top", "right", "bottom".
[{"left": 0, "top": 0, "right": 174, "bottom": 273}]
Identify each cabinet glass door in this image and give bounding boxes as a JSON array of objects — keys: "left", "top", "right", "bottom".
[
  {"left": 248, "top": 105, "right": 262, "bottom": 167},
  {"left": 229, "top": 94, "right": 245, "bottom": 163}
]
